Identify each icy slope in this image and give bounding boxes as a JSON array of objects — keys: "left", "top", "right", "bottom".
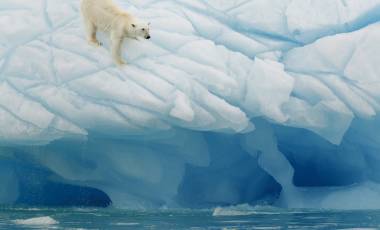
[{"left": 1, "top": 0, "right": 380, "bottom": 209}]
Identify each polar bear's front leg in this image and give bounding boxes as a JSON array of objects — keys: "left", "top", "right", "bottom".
[
  {"left": 84, "top": 20, "right": 102, "bottom": 47},
  {"left": 111, "top": 32, "right": 126, "bottom": 65}
]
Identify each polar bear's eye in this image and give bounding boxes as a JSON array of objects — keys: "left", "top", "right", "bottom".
[{"left": 142, "top": 28, "right": 145, "bottom": 31}]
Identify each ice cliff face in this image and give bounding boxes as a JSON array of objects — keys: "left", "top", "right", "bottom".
[{"left": 1, "top": 0, "right": 380, "bottom": 209}]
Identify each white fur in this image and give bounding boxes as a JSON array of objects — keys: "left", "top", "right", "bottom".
[{"left": 80, "top": 0, "right": 150, "bottom": 65}]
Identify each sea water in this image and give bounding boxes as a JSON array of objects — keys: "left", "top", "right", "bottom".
[{"left": 0, "top": 206, "right": 380, "bottom": 229}]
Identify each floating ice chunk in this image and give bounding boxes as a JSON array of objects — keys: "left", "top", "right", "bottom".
[
  {"left": 213, "top": 204, "right": 279, "bottom": 216},
  {"left": 213, "top": 204, "right": 258, "bottom": 217},
  {"left": 13, "top": 216, "right": 59, "bottom": 226}
]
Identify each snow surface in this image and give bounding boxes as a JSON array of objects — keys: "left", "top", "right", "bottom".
[{"left": 1, "top": 0, "right": 380, "bottom": 209}]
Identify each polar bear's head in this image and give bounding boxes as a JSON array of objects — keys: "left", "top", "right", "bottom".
[{"left": 130, "top": 22, "right": 151, "bottom": 40}]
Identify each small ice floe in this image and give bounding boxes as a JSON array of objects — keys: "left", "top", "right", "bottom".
[
  {"left": 213, "top": 204, "right": 280, "bottom": 217},
  {"left": 213, "top": 204, "right": 258, "bottom": 217},
  {"left": 338, "top": 228, "right": 378, "bottom": 230},
  {"left": 12, "top": 216, "right": 59, "bottom": 226},
  {"left": 112, "top": 222, "right": 140, "bottom": 226}
]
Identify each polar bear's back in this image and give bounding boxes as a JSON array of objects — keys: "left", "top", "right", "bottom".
[{"left": 81, "top": 0, "right": 125, "bottom": 31}]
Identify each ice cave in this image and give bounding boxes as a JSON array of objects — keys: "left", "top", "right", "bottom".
[{"left": 1, "top": 0, "right": 380, "bottom": 209}]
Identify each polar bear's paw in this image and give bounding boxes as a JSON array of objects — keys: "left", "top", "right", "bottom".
[
  {"left": 88, "top": 39, "right": 102, "bottom": 47},
  {"left": 115, "top": 59, "right": 127, "bottom": 66}
]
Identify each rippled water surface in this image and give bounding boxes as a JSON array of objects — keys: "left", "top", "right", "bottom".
[{"left": 0, "top": 206, "right": 380, "bottom": 229}]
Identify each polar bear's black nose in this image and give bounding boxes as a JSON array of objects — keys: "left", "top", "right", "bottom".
[{"left": 146, "top": 35, "right": 151, "bottom": 39}]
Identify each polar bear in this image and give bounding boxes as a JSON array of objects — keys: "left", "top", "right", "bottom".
[{"left": 80, "top": 0, "right": 151, "bottom": 65}]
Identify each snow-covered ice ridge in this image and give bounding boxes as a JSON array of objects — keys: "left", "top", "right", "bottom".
[{"left": 1, "top": 0, "right": 380, "bottom": 209}]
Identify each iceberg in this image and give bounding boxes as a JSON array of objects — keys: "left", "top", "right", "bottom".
[{"left": 1, "top": 0, "right": 380, "bottom": 209}]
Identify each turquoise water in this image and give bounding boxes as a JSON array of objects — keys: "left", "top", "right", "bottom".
[{"left": 0, "top": 206, "right": 380, "bottom": 229}]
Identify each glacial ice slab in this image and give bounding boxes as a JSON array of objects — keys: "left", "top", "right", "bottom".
[{"left": 1, "top": 0, "right": 380, "bottom": 209}]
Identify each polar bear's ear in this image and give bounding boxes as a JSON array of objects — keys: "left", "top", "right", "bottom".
[{"left": 131, "top": 24, "right": 136, "bottom": 28}]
